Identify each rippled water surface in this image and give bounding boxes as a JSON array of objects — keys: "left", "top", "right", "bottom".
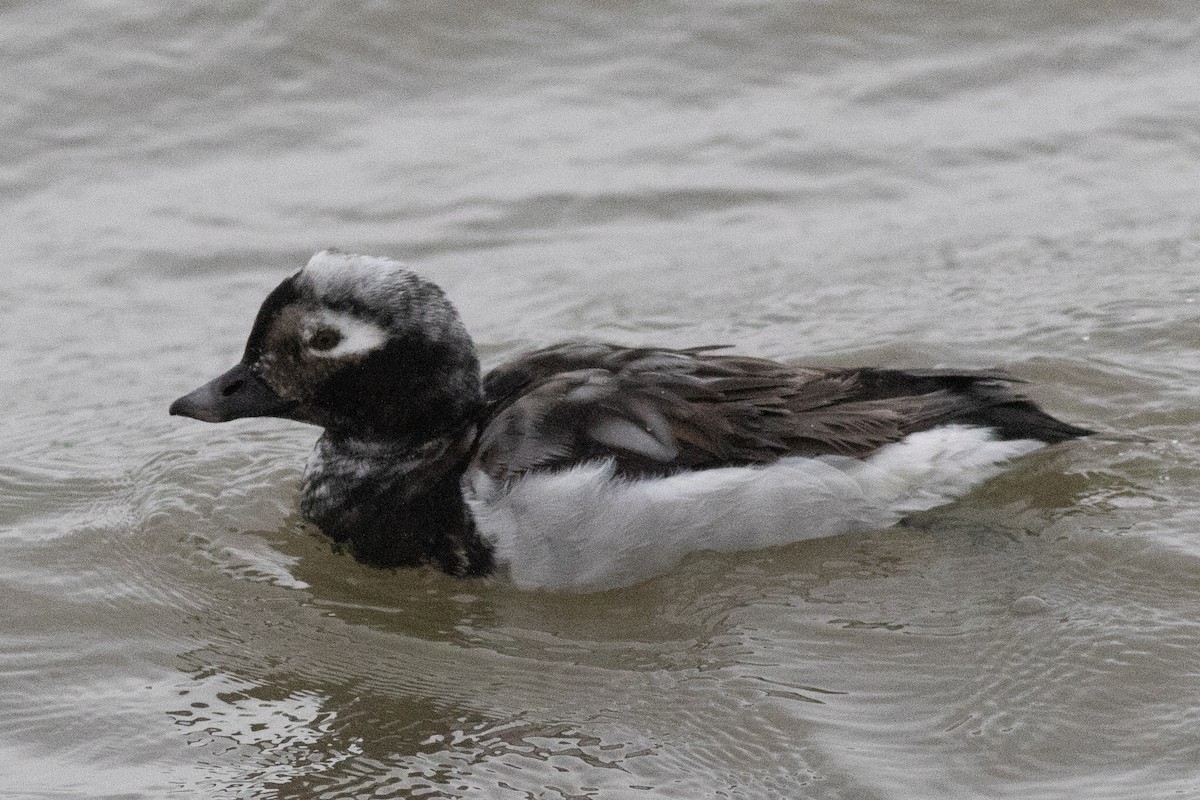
[{"left": 4, "top": 1, "right": 1200, "bottom": 798}]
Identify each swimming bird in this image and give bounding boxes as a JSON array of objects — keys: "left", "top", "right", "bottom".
[{"left": 169, "top": 250, "right": 1091, "bottom": 590}]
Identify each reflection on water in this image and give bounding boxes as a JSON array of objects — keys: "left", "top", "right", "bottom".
[{"left": 3, "top": 0, "right": 1200, "bottom": 797}]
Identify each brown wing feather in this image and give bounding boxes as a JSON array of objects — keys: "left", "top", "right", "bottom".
[{"left": 473, "top": 342, "right": 1089, "bottom": 482}]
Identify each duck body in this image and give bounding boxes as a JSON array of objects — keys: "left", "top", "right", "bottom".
[{"left": 170, "top": 250, "right": 1091, "bottom": 590}]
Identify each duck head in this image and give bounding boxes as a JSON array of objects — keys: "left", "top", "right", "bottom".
[{"left": 170, "top": 250, "right": 483, "bottom": 444}]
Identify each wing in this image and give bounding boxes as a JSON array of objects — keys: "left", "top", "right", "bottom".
[{"left": 472, "top": 342, "right": 1089, "bottom": 482}]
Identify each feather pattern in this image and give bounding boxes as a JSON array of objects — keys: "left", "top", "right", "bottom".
[{"left": 473, "top": 342, "right": 1089, "bottom": 483}]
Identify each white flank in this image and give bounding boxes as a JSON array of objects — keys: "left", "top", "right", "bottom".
[
  {"left": 304, "top": 309, "right": 388, "bottom": 359},
  {"left": 466, "top": 426, "right": 1044, "bottom": 592}
]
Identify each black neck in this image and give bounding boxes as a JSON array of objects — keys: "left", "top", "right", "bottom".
[{"left": 299, "top": 426, "right": 494, "bottom": 576}]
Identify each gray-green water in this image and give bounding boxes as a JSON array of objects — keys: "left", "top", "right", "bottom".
[{"left": 4, "top": 2, "right": 1200, "bottom": 797}]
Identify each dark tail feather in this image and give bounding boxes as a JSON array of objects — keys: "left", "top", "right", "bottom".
[
  {"left": 856, "top": 368, "right": 1093, "bottom": 445},
  {"left": 965, "top": 400, "right": 1093, "bottom": 444}
]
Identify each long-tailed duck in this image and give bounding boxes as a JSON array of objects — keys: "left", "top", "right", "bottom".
[{"left": 170, "top": 250, "right": 1091, "bottom": 590}]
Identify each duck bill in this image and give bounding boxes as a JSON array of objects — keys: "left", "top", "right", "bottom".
[{"left": 169, "top": 363, "right": 296, "bottom": 423}]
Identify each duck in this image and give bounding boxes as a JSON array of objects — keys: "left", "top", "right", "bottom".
[{"left": 169, "top": 249, "right": 1091, "bottom": 591}]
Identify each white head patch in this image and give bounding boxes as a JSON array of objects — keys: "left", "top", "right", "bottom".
[
  {"left": 303, "top": 309, "right": 388, "bottom": 359},
  {"left": 301, "top": 249, "right": 414, "bottom": 305},
  {"left": 295, "top": 248, "right": 469, "bottom": 350}
]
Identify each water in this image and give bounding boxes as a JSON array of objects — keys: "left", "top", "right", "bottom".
[{"left": 3, "top": 1, "right": 1200, "bottom": 797}]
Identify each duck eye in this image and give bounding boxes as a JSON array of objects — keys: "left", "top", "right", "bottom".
[{"left": 308, "top": 326, "right": 343, "bottom": 352}]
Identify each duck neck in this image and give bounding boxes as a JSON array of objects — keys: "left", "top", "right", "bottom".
[{"left": 299, "top": 423, "right": 494, "bottom": 576}]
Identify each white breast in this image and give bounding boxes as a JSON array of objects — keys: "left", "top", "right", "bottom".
[{"left": 464, "top": 425, "right": 1044, "bottom": 592}]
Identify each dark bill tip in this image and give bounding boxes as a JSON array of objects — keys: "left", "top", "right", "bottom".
[{"left": 169, "top": 363, "right": 296, "bottom": 423}]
